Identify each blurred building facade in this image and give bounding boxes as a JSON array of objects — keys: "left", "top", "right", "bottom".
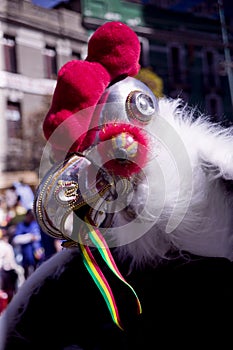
[
  {"left": 0, "top": 0, "right": 88, "bottom": 188},
  {"left": 0, "top": 0, "right": 232, "bottom": 188},
  {"left": 82, "top": 0, "right": 233, "bottom": 122}
]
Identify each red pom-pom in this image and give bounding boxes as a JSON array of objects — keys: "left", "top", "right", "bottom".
[
  {"left": 98, "top": 123, "right": 149, "bottom": 177},
  {"left": 43, "top": 61, "right": 110, "bottom": 155},
  {"left": 87, "top": 21, "right": 141, "bottom": 81}
]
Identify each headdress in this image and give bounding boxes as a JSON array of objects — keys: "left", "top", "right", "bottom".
[{"left": 34, "top": 21, "right": 159, "bottom": 329}]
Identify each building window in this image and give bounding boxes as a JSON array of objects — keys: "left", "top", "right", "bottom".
[
  {"left": 205, "top": 51, "right": 215, "bottom": 86},
  {"left": 43, "top": 45, "right": 57, "bottom": 79},
  {"left": 6, "top": 101, "right": 22, "bottom": 139},
  {"left": 139, "top": 37, "right": 150, "bottom": 67},
  {"left": 71, "top": 51, "right": 81, "bottom": 61},
  {"left": 206, "top": 94, "right": 223, "bottom": 121},
  {"left": 203, "top": 50, "right": 219, "bottom": 88},
  {"left": 3, "top": 34, "right": 17, "bottom": 73},
  {"left": 170, "top": 46, "right": 181, "bottom": 84}
]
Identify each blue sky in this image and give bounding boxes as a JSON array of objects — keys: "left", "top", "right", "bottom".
[
  {"left": 31, "top": 0, "right": 69, "bottom": 8},
  {"left": 31, "top": 0, "right": 233, "bottom": 19}
]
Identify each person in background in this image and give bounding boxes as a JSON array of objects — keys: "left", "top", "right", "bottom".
[
  {"left": 13, "top": 181, "right": 35, "bottom": 211},
  {"left": 0, "top": 197, "right": 7, "bottom": 226},
  {"left": 0, "top": 226, "right": 25, "bottom": 314},
  {"left": 12, "top": 209, "right": 44, "bottom": 279},
  {"left": 40, "top": 229, "right": 63, "bottom": 261}
]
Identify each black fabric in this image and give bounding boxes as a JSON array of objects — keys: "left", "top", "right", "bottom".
[{"left": 2, "top": 249, "right": 233, "bottom": 349}]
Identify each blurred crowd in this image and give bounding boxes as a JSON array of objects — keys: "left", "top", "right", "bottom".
[{"left": 0, "top": 181, "right": 62, "bottom": 314}]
